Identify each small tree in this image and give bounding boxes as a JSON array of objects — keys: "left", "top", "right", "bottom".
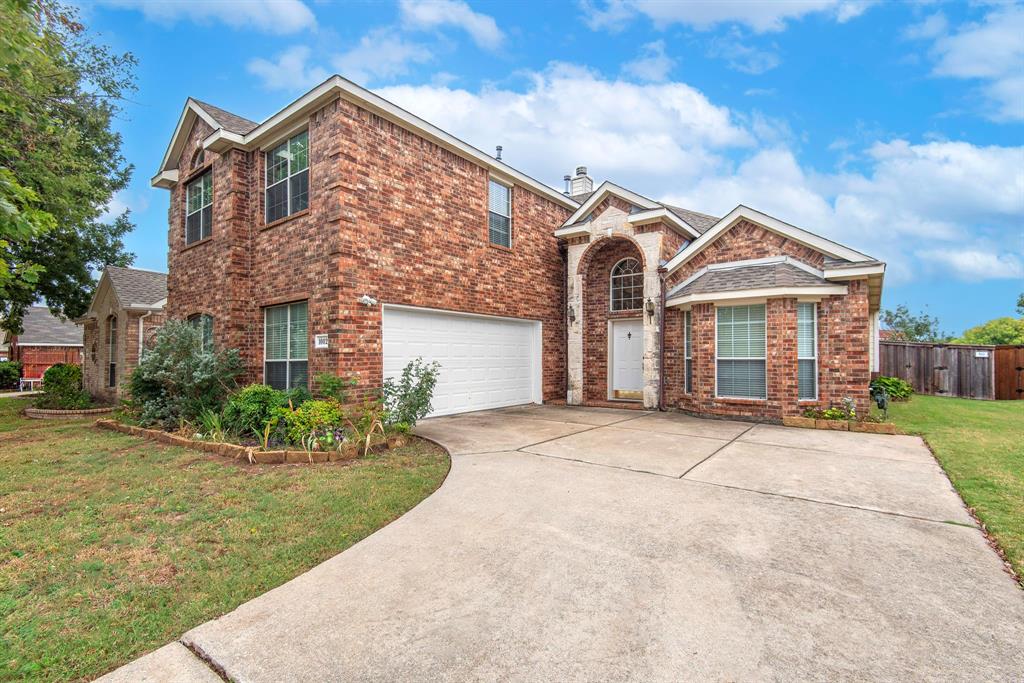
[
  {"left": 881, "top": 304, "right": 949, "bottom": 343},
  {"left": 126, "top": 320, "right": 242, "bottom": 429},
  {"left": 382, "top": 358, "right": 441, "bottom": 428}
]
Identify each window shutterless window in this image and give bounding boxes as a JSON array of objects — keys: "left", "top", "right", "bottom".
[
  {"left": 716, "top": 304, "right": 766, "bottom": 399},
  {"left": 610, "top": 258, "right": 643, "bottom": 311},
  {"left": 187, "top": 314, "right": 214, "bottom": 353},
  {"left": 684, "top": 310, "right": 693, "bottom": 393},
  {"left": 185, "top": 171, "right": 212, "bottom": 245},
  {"left": 488, "top": 179, "right": 511, "bottom": 247},
  {"left": 265, "top": 130, "right": 309, "bottom": 224},
  {"left": 264, "top": 302, "right": 308, "bottom": 390},
  {"left": 797, "top": 302, "right": 818, "bottom": 400},
  {"left": 107, "top": 316, "right": 117, "bottom": 388}
]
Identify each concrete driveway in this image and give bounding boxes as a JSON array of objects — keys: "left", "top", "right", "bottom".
[{"left": 103, "top": 405, "right": 1024, "bottom": 682}]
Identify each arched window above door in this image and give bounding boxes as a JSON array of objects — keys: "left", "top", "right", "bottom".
[{"left": 610, "top": 257, "right": 643, "bottom": 311}]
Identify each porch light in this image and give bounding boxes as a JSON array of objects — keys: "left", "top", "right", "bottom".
[
  {"left": 568, "top": 304, "right": 576, "bottom": 323},
  {"left": 644, "top": 298, "right": 656, "bottom": 319}
]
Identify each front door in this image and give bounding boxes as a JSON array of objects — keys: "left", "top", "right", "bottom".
[{"left": 610, "top": 319, "right": 644, "bottom": 400}]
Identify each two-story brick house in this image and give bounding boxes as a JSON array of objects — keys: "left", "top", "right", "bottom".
[{"left": 151, "top": 75, "right": 884, "bottom": 420}]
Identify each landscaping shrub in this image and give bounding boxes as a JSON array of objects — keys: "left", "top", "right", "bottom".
[
  {"left": 870, "top": 375, "right": 913, "bottom": 401},
  {"left": 126, "top": 320, "right": 243, "bottom": 429},
  {"left": 35, "top": 363, "right": 91, "bottom": 409},
  {"left": 0, "top": 360, "right": 21, "bottom": 389},
  {"left": 281, "top": 398, "right": 345, "bottom": 447},
  {"left": 314, "top": 372, "right": 357, "bottom": 403},
  {"left": 382, "top": 358, "right": 440, "bottom": 427},
  {"left": 223, "top": 384, "right": 288, "bottom": 438}
]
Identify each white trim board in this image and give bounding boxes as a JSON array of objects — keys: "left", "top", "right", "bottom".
[
  {"left": 154, "top": 76, "right": 578, "bottom": 211},
  {"left": 625, "top": 207, "right": 699, "bottom": 239},
  {"left": 666, "top": 284, "right": 848, "bottom": 309},
  {"left": 562, "top": 181, "right": 660, "bottom": 227},
  {"left": 663, "top": 205, "right": 875, "bottom": 274}
]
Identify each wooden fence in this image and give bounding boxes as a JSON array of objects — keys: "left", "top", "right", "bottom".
[
  {"left": 994, "top": 345, "right": 1024, "bottom": 401},
  {"left": 880, "top": 341, "right": 995, "bottom": 400}
]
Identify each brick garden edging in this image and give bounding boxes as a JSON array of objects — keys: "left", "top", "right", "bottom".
[
  {"left": 94, "top": 419, "right": 362, "bottom": 464},
  {"left": 781, "top": 416, "right": 899, "bottom": 434},
  {"left": 25, "top": 406, "right": 115, "bottom": 420}
]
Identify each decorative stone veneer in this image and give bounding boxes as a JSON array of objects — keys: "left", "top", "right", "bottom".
[{"left": 166, "top": 97, "right": 572, "bottom": 402}]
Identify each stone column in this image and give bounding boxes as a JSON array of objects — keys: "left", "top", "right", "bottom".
[{"left": 566, "top": 242, "right": 586, "bottom": 405}]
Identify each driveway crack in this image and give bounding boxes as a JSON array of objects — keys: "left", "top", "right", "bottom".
[{"left": 678, "top": 421, "right": 760, "bottom": 478}]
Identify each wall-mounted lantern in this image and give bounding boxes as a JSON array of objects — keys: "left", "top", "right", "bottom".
[
  {"left": 644, "top": 297, "right": 656, "bottom": 320},
  {"left": 567, "top": 303, "right": 576, "bottom": 324}
]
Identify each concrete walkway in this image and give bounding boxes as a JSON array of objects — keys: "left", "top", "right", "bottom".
[{"left": 99, "top": 405, "right": 1024, "bottom": 682}]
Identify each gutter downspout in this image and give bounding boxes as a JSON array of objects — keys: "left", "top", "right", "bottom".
[
  {"left": 658, "top": 266, "right": 667, "bottom": 412},
  {"left": 138, "top": 310, "right": 153, "bottom": 361},
  {"left": 560, "top": 243, "right": 569, "bottom": 404}
]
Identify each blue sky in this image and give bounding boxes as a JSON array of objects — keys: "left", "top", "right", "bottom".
[{"left": 84, "top": 0, "right": 1023, "bottom": 334}]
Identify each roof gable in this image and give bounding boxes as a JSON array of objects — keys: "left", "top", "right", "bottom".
[
  {"left": 17, "top": 307, "right": 83, "bottom": 346},
  {"left": 105, "top": 266, "right": 168, "bottom": 308}
]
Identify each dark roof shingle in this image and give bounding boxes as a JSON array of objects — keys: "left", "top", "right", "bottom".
[
  {"left": 668, "top": 262, "right": 830, "bottom": 298},
  {"left": 661, "top": 204, "right": 719, "bottom": 233},
  {"left": 106, "top": 266, "right": 168, "bottom": 307},
  {"left": 192, "top": 99, "right": 260, "bottom": 135},
  {"left": 18, "top": 306, "right": 83, "bottom": 346}
]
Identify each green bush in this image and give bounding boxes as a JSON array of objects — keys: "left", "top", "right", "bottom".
[
  {"left": 314, "top": 372, "right": 357, "bottom": 403},
  {"left": 36, "top": 363, "right": 91, "bottom": 409},
  {"left": 382, "top": 358, "right": 440, "bottom": 427},
  {"left": 126, "top": 320, "right": 243, "bottom": 429},
  {"left": 282, "top": 398, "right": 345, "bottom": 447},
  {"left": 0, "top": 360, "right": 22, "bottom": 389},
  {"left": 223, "top": 384, "right": 287, "bottom": 437},
  {"left": 870, "top": 376, "right": 913, "bottom": 401}
]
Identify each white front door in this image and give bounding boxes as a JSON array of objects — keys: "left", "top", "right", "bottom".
[{"left": 610, "top": 319, "right": 644, "bottom": 400}]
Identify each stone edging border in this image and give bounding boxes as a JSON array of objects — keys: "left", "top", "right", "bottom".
[
  {"left": 26, "top": 406, "right": 115, "bottom": 420},
  {"left": 781, "top": 416, "right": 899, "bottom": 434},
  {"left": 94, "top": 419, "right": 363, "bottom": 464}
]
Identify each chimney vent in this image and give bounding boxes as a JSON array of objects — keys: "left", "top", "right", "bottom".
[
  {"left": 495, "top": 145, "right": 502, "bottom": 161},
  {"left": 563, "top": 174, "right": 572, "bottom": 195},
  {"left": 570, "top": 165, "right": 593, "bottom": 197}
]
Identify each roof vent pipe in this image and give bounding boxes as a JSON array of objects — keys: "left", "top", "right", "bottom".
[
  {"left": 495, "top": 145, "right": 502, "bottom": 160},
  {"left": 563, "top": 174, "right": 572, "bottom": 195}
]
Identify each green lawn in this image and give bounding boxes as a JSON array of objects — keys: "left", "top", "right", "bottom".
[
  {"left": 0, "top": 397, "right": 449, "bottom": 682},
  {"left": 884, "top": 394, "right": 1024, "bottom": 580}
]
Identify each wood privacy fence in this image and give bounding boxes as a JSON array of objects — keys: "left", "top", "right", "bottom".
[{"left": 879, "top": 341, "right": 1024, "bottom": 400}]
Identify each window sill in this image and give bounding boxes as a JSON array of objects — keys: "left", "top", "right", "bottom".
[
  {"left": 180, "top": 236, "right": 213, "bottom": 252},
  {"left": 262, "top": 208, "right": 310, "bottom": 231},
  {"left": 488, "top": 242, "right": 514, "bottom": 253},
  {"left": 714, "top": 396, "right": 768, "bottom": 405}
]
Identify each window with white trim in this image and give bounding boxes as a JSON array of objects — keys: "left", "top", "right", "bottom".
[
  {"left": 187, "top": 313, "right": 214, "bottom": 353},
  {"left": 716, "top": 304, "right": 766, "bottom": 399},
  {"left": 610, "top": 257, "right": 643, "bottom": 311},
  {"left": 265, "top": 130, "right": 309, "bottom": 224},
  {"left": 488, "top": 179, "right": 511, "bottom": 247},
  {"left": 684, "top": 310, "right": 693, "bottom": 393},
  {"left": 797, "top": 302, "right": 817, "bottom": 400},
  {"left": 264, "top": 302, "right": 308, "bottom": 390},
  {"left": 107, "top": 315, "right": 117, "bottom": 388},
  {"left": 185, "top": 171, "right": 212, "bottom": 245}
]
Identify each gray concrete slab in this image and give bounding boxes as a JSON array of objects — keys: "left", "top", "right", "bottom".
[
  {"left": 686, "top": 440, "right": 973, "bottom": 523},
  {"left": 414, "top": 411, "right": 593, "bottom": 454},
  {"left": 183, "top": 450, "right": 1024, "bottom": 682},
  {"left": 95, "top": 643, "right": 220, "bottom": 683},
  {"left": 523, "top": 425, "right": 729, "bottom": 477},
  {"left": 740, "top": 423, "right": 936, "bottom": 464},
  {"left": 493, "top": 403, "right": 647, "bottom": 426},
  {"left": 617, "top": 410, "right": 752, "bottom": 440}
]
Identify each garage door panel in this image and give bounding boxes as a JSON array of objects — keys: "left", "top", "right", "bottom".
[{"left": 382, "top": 307, "right": 540, "bottom": 417}]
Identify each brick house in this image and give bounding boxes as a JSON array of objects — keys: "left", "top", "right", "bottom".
[
  {"left": 78, "top": 266, "right": 167, "bottom": 403},
  {"left": 5, "top": 307, "right": 84, "bottom": 389},
  {"left": 151, "top": 75, "right": 884, "bottom": 420}
]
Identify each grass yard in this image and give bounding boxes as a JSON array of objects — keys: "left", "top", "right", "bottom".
[
  {"left": 0, "top": 397, "right": 449, "bottom": 681},
  {"left": 884, "top": 394, "right": 1024, "bottom": 581}
]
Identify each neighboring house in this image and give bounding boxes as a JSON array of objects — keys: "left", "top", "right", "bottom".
[
  {"left": 7, "top": 306, "right": 84, "bottom": 388},
  {"left": 78, "top": 266, "right": 167, "bottom": 402},
  {"left": 150, "top": 75, "right": 884, "bottom": 420}
]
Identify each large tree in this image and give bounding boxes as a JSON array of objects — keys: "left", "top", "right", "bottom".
[
  {"left": 1017, "top": 292, "right": 1023, "bottom": 316},
  {"left": 0, "top": 0, "right": 136, "bottom": 333},
  {"left": 956, "top": 317, "right": 1024, "bottom": 346},
  {"left": 880, "top": 304, "right": 950, "bottom": 343}
]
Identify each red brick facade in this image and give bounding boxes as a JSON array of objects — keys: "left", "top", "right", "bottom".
[{"left": 166, "top": 97, "right": 571, "bottom": 401}]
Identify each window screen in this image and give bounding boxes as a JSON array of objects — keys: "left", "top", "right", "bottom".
[
  {"left": 716, "top": 304, "right": 766, "bottom": 399},
  {"left": 264, "top": 302, "right": 308, "bottom": 390},
  {"left": 265, "top": 130, "right": 309, "bottom": 224},
  {"left": 797, "top": 302, "right": 817, "bottom": 400},
  {"left": 488, "top": 179, "right": 511, "bottom": 247}
]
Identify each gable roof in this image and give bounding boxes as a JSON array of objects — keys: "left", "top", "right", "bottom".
[
  {"left": 17, "top": 306, "right": 83, "bottom": 346},
  {"left": 561, "top": 182, "right": 704, "bottom": 239},
  {"left": 668, "top": 260, "right": 831, "bottom": 298},
  {"left": 153, "top": 76, "right": 579, "bottom": 211},
  {"left": 105, "top": 266, "right": 168, "bottom": 308},
  {"left": 191, "top": 99, "right": 259, "bottom": 135}
]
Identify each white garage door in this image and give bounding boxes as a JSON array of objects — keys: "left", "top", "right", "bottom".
[{"left": 382, "top": 306, "right": 541, "bottom": 417}]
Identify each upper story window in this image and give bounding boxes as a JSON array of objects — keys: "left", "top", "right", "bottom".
[
  {"left": 488, "top": 179, "right": 511, "bottom": 247},
  {"left": 187, "top": 313, "right": 214, "bottom": 353},
  {"left": 185, "top": 171, "right": 212, "bottom": 245},
  {"left": 610, "top": 258, "right": 643, "bottom": 311},
  {"left": 265, "top": 130, "right": 309, "bottom": 224},
  {"left": 190, "top": 148, "right": 205, "bottom": 170}
]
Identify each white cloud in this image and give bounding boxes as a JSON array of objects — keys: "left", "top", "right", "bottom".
[
  {"left": 584, "top": 0, "right": 874, "bottom": 34},
  {"left": 902, "top": 12, "right": 947, "bottom": 41},
  {"left": 707, "top": 31, "right": 781, "bottom": 74},
  {"left": 916, "top": 249, "right": 1024, "bottom": 282},
  {"left": 621, "top": 41, "right": 676, "bottom": 82},
  {"left": 399, "top": 0, "right": 504, "bottom": 50},
  {"left": 744, "top": 88, "right": 777, "bottom": 97},
  {"left": 910, "top": 5, "right": 1024, "bottom": 121},
  {"left": 247, "top": 46, "right": 328, "bottom": 91},
  {"left": 99, "top": 0, "right": 315, "bottom": 34},
  {"left": 331, "top": 29, "right": 433, "bottom": 85}
]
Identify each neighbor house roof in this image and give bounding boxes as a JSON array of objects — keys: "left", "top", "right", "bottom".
[
  {"left": 17, "top": 307, "right": 83, "bottom": 346},
  {"left": 106, "top": 266, "right": 168, "bottom": 308}
]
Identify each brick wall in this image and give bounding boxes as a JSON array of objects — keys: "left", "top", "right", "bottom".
[
  {"left": 82, "top": 307, "right": 165, "bottom": 402},
  {"left": 166, "top": 96, "right": 571, "bottom": 400}
]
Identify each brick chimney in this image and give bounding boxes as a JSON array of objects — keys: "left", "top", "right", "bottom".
[{"left": 569, "top": 166, "right": 593, "bottom": 197}]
